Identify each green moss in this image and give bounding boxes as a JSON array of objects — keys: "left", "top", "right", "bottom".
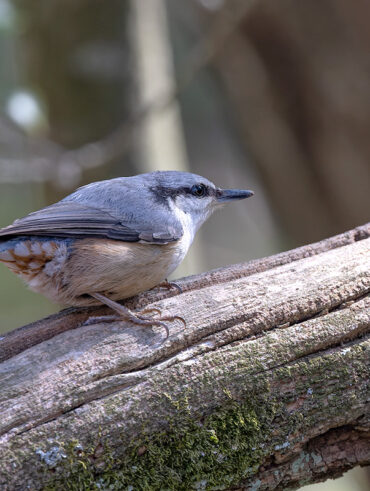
[
  {"left": 41, "top": 340, "right": 368, "bottom": 490},
  {"left": 43, "top": 397, "right": 277, "bottom": 491}
]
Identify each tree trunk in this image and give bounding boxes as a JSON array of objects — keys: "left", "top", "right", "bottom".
[
  {"left": 213, "top": 0, "right": 370, "bottom": 244},
  {"left": 0, "top": 224, "right": 369, "bottom": 490}
]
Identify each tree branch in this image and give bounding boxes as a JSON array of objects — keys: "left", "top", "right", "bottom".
[{"left": 0, "top": 224, "right": 369, "bottom": 490}]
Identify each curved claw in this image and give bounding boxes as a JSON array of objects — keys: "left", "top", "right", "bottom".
[
  {"left": 173, "top": 315, "right": 186, "bottom": 328},
  {"left": 157, "top": 281, "right": 183, "bottom": 295},
  {"left": 139, "top": 307, "right": 162, "bottom": 317},
  {"left": 136, "top": 311, "right": 186, "bottom": 337},
  {"left": 169, "top": 283, "right": 183, "bottom": 294},
  {"left": 148, "top": 319, "right": 170, "bottom": 338}
]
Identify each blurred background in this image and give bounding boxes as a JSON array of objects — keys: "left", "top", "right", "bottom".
[{"left": 0, "top": 0, "right": 368, "bottom": 488}]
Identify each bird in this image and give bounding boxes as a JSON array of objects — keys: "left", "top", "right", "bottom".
[{"left": 0, "top": 171, "right": 253, "bottom": 334}]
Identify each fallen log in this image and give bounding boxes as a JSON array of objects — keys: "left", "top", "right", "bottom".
[{"left": 0, "top": 224, "right": 369, "bottom": 490}]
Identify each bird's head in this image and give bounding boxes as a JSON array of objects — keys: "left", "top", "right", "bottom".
[{"left": 149, "top": 171, "right": 254, "bottom": 236}]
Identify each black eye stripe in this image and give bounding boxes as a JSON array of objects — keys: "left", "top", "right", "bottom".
[{"left": 152, "top": 183, "right": 215, "bottom": 202}]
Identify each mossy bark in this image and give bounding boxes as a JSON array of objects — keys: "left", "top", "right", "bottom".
[{"left": 0, "top": 224, "right": 369, "bottom": 490}]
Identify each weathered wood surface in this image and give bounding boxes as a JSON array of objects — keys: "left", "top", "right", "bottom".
[{"left": 0, "top": 224, "right": 369, "bottom": 490}]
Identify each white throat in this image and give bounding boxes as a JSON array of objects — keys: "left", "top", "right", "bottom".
[{"left": 169, "top": 201, "right": 196, "bottom": 244}]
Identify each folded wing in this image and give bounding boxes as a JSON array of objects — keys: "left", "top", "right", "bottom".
[{"left": 0, "top": 201, "right": 182, "bottom": 244}]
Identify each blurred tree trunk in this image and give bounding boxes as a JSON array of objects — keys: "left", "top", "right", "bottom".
[
  {"left": 211, "top": 0, "right": 370, "bottom": 244},
  {"left": 13, "top": 0, "right": 133, "bottom": 194}
]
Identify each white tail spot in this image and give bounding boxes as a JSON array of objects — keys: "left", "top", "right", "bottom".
[
  {"left": 30, "top": 242, "right": 42, "bottom": 255},
  {"left": 41, "top": 241, "right": 55, "bottom": 256},
  {"left": 14, "top": 242, "right": 31, "bottom": 258}
]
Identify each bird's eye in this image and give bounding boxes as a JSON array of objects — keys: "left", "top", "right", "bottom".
[{"left": 190, "top": 183, "right": 207, "bottom": 197}]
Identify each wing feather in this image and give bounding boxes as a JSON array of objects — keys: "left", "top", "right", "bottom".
[{"left": 0, "top": 201, "right": 181, "bottom": 244}]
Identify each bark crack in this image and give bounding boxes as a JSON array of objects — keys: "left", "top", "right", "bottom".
[{"left": 15, "top": 328, "right": 370, "bottom": 441}]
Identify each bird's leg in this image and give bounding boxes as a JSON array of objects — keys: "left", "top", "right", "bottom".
[
  {"left": 83, "top": 292, "right": 185, "bottom": 338},
  {"left": 156, "top": 279, "right": 183, "bottom": 294}
]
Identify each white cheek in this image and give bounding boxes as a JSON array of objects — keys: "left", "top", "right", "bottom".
[
  {"left": 169, "top": 204, "right": 194, "bottom": 247},
  {"left": 166, "top": 201, "right": 195, "bottom": 269},
  {"left": 167, "top": 196, "right": 215, "bottom": 272},
  {"left": 173, "top": 196, "right": 213, "bottom": 232}
]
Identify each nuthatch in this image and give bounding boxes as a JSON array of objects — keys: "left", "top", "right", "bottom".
[{"left": 0, "top": 171, "right": 253, "bottom": 333}]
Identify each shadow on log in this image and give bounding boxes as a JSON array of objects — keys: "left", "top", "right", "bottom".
[{"left": 0, "top": 224, "right": 369, "bottom": 490}]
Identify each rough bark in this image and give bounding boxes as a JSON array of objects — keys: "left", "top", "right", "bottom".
[{"left": 0, "top": 224, "right": 369, "bottom": 490}]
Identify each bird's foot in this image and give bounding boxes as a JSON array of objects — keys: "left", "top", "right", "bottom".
[
  {"left": 156, "top": 279, "right": 183, "bottom": 295},
  {"left": 84, "top": 293, "right": 185, "bottom": 338},
  {"left": 138, "top": 306, "right": 186, "bottom": 333}
]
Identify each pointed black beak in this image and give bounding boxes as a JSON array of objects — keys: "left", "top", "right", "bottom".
[{"left": 216, "top": 188, "right": 254, "bottom": 202}]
